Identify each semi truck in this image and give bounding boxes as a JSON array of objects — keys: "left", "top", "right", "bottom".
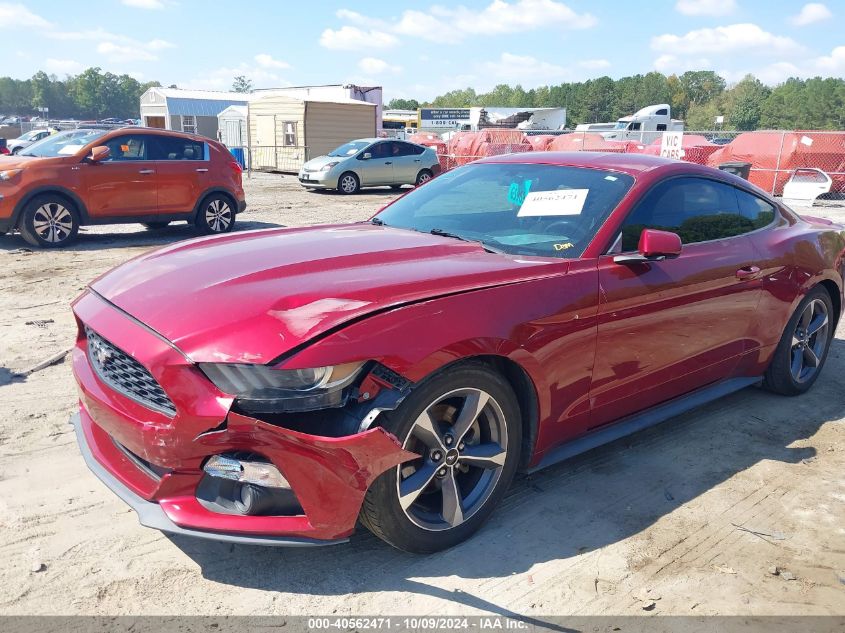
[{"left": 599, "top": 104, "right": 684, "bottom": 144}]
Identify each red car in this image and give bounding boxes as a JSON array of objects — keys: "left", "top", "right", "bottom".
[{"left": 71, "top": 153, "right": 845, "bottom": 553}]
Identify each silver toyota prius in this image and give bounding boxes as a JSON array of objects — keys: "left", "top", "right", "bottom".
[{"left": 298, "top": 138, "right": 441, "bottom": 194}]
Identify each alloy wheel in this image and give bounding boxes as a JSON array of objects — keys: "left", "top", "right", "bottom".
[
  {"left": 205, "top": 199, "right": 232, "bottom": 232},
  {"left": 790, "top": 298, "right": 830, "bottom": 383},
  {"left": 33, "top": 202, "right": 74, "bottom": 244},
  {"left": 340, "top": 174, "right": 358, "bottom": 193},
  {"left": 397, "top": 388, "right": 509, "bottom": 531},
  {"left": 417, "top": 172, "right": 432, "bottom": 185}
]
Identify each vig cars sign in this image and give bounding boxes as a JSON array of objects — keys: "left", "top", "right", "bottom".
[{"left": 660, "top": 131, "right": 685, "bottom": 160}]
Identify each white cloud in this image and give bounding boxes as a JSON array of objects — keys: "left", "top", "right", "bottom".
[
  {"left": 675, "top": 0, "right": 737, "bottom": 16},
  {"left": 0, "top": 2, "right": 51, "bottom": 28},
  {"left": 814, "top": 45, "right": 845, "bottom": 73},
  {"left": 578, "top": 59, "right": 611, "bottom": 70},
  {"left": 121, "top": 0, "right": 164, "bottom": 8},
  {"left": 358, "top": 57, "right": 401, "bottom": 74},
  {"left": 97, "top": 41, "right": 158, "bottom": 62},
  {"left": 790, "top": 3, "right": 833, "bottom": 26},
  {"left": 654, "top": 53, "right": 712, "bottom": 73},
  {"left": 184, "top": 63, "right": 290, "bottom": 91},
  {"left": 652, "top": 23, "right": 801, "bottom": 56},
  {"left": 254, "top": 53, "right": 290, "bottom": 69},
  {"left": 480, "top": 52, "right": 571, "bottom": 83},
  {"left": 148, "top": 39, "right": 175, "bottom": 51},
  {"left": 319, "top": 25, "right": 398, "bottom": 50},
  {"left": 328, "top": 0, "right": 596, "bottom": 45},
  {"left": 44, "top": 58, "right": 84, "bottom": 74}
]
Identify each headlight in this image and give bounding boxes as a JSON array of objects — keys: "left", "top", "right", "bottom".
[
  {"left": 199, "top": 361, "right": 365, "bottom": 413},
  {"left": 0, "top": 169, "right": 21, "bottom": 181},
  {"left": 319, "top": 161, "right": 339, "bottom": 171}
]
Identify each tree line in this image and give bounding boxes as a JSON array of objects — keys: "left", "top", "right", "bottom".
[
  {"left": 389, "top": 71, "right": 845, "bottom": 131},
  {"left": 0, "top": 67, "right": 162, "bottom": 120}
]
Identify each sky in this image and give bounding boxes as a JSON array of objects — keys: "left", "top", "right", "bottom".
[{"left": 1, "top": 0, "right": 843, "bottom": 101}]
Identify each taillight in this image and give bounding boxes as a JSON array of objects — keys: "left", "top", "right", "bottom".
[{"left": 229, "top": 160, "right": 243, "bottom": 173}]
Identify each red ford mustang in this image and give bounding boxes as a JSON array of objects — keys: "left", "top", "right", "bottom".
[{"left": 71, "top": 153, "right": 845, "bottom": 553}]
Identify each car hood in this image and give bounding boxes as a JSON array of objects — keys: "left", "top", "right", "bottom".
[
  {"left": 90, "top": 224, "right": 566, "bottom": 364},
  {"left": 303, "top": 155, "right": 347, "bottom": 170}
]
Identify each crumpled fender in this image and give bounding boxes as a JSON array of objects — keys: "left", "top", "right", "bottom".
[{"left": 194, "top": 412, "right": 418, "bottom": 537}]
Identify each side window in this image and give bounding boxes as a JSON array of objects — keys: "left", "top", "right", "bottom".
[
  {"left": 154, "top": 136, "right": 206, "bottom": 160},
  {"left": 390, "top": 142, "right": 416, "bottom": 157},
  {"left": 367, "top": 142, "right": 389, "bottom": 159},
  {"left": 102, "top": 135, "right": 148, "bottom": 161},
  {"left": 656, "top": 108, "right": 668, "bottom": 116},
  {"left": 735, "top": 188, "right": 776, "bottom": 229},
  {"left": 656, "top": 123, "right": 667, "bottom": 131},
  {"left": 620, "top": 177, "right": 756, "bottom": 251},
  {"left": 628, "top": 122, "right": 642, "bottom": 131}
]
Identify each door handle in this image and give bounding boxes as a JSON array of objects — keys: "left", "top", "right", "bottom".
[
  {"left": 138, "top": 169, "right": 154, "bottom": 174},
  {"left": 414, "top": 159, "right": 421, "bottom": 162},
  {"left": 384, "top": 161, "right": 392, "bottom": 165},
  {"left": 736, "top": 266, "right": 761, "bottom": 280},
  {"left": 196, "top": 168, "right": 208, "bottom": 172}
]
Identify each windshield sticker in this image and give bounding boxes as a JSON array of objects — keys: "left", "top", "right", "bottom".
[
  {"left": 517, "top": 189, "right": 589, "bottom": 217},
  {"left": 604, "top": 175, "right": 618, "bottom": 181},
  {"left": 508, "top": 179, "right": 533, "bottom": 206},
  {"left": 57, "top": 144, "right": 83, "bottom": 155},
  {"left": 553, "top": 242, "right": 575, "bottom": 251}
]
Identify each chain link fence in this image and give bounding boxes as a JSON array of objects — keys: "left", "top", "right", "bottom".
[{"left": 416, "top": 129, "right": 845, "bottom": 199}]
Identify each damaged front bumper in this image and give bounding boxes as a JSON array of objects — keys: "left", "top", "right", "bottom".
[{"left": 71, "top": 291, "right": 416, "bottom": 546}]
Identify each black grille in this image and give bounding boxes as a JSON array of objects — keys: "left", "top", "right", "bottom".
[{"left": 85, "top": 326, "right": 176, "bottom": 416}]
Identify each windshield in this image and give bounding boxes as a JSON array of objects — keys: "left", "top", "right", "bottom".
[
  {"left": 614, "top": 120, "right": 629, "bottom": 129},
  {"left": 19, "top": 130, "right": 46, "bottom": 141},
  {"left": 20, "top": 129, "right": 107, "bottom": 157},
  {"left": 328, "top": 140, "right": 370, "bottom": 157},
  {"left": 374, "top": 163, "right": 634, "bottom": 258}
]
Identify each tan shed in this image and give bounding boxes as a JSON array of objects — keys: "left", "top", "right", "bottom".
[{"left": 247, "top": 93, "right": 377, "bottom": 172}]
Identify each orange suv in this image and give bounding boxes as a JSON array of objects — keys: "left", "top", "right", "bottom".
[{"left": 0, "top": 127, "right": 245, "bottom": 247}]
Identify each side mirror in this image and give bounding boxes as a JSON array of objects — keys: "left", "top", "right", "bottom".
[
  {"left": 89, "top": 145, "right": 111, "bottom": 162},
  {"left": 360, "top": 152, "right": 372, "bottom": 160},
  {"left": 614, "top": 229, "right": 682, "bottom": 264}
]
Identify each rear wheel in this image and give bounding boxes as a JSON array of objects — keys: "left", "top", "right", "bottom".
[
  {"left": 18, "top": 195, "right": 80, "bottom": 248},
  {"left": 415, "top": 169, "right": 433, "bottom": 187},
  {"left": 764, "top": 286, "right": 834, "bottom": 395},
  {"left": 142, "top": 221, "right": 170, "bottom": 230},
  {"left": 194, "top": 194, "right": 235, "bottom": 235},
  {"left": 10, "top": 147, "right": 20, "bottom": 155},
  {"left": 338, "top": 172, "right": 360, "bottom": 195},
  {"left": 360, "top": 364, "right": 521, "bottom": 553}
]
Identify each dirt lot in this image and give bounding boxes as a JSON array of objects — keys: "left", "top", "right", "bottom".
[{"left": 0, "top": 173, "right": 843, "bottom": 617}]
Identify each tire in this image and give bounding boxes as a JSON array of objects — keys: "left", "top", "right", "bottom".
[
  {"left": 360, "top": 363, "right": 521, "bottom": 553},
  {"left": 337, "top": 172, "right": 360, "bottom": 195},
  {"left": 10, "top": 147, "right": 20, "bottom": 155},
  {"left": 193, "top": 193, "right": 236, "bottom": 235},
  {"left": 18, "top": 194, "right": 80, "bottom": 248},
  {"left": 763, "top": 286, "right": 835, "bottom": 396},
  {"left": 142, "top": 221, "right": 170, "bottom": 230},
  {"left": 415, "top": 169, "right": 433, "bottom": 187}
]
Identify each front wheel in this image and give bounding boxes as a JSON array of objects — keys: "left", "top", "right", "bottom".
[
  {"left": 360, "top": 364, "right": 521, "bottom": 553},
  {"left": 764, "top": 286, "right": 835, "bottom": 395},
  {"left": 194, "top": 194, "right": 235, "bottom": 235},
  {"left": 18, "top": 195, "right": 80, "bottom": 248},
  {"left": 337, "top": 172, "right": 360, "bottom": 195}
]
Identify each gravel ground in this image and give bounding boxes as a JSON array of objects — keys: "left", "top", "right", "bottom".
[{"left": 0, "top": 173, "right": 843, "bottom": 617}]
